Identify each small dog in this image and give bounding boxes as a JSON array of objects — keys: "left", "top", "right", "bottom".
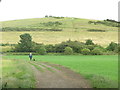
[{"left": 33, "top": 58, "right": 36, "bottom": 61}]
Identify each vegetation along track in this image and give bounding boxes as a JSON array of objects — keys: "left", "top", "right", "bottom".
[{"left": 29, "top": 61, "right": 91, "bottom": 88}]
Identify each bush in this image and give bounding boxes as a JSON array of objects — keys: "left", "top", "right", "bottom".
[
  {"left": 103, "top": 51, "right": 116, "bottom": 55},
  {"left": 85, "top": 45, "right": 95, "bottom": 51},
  {"left": 85, "top": 39, "right": 94, "bottom": 45},
  {"left": 64, "top": 47, "right": 73, "bottom": 55},
  {"left": 91, "top": 47, "right": 103, "bottom": 55},
  {"left": 81, "top": 48, "right": 90, "bottom": 55}
]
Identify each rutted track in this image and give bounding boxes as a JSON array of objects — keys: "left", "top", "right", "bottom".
[{"left": 29, "top": 61, "right": 91, "bottom": 88}]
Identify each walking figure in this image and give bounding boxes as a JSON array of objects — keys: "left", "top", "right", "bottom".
[{"left": 29, "top": 53, "right": 32, "bottom": 60}]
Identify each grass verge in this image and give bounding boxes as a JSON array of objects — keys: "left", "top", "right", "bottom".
[{"left": 2, "top": 59, "right": 35, "bottom": 88}]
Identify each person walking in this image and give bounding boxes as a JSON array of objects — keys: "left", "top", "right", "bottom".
[{"left": 29, "top": 53, "right": 32, "bottom": 60}]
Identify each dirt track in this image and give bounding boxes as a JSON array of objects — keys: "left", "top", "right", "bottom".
[{"left": 29, "top": 61, "right": 91, "bottom": 88}]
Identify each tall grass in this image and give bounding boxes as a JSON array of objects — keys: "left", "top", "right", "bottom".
[{"left": 2, "top": 59, "right": 35, "bottom": 88}]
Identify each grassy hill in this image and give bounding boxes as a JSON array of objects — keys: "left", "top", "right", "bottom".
[
  {"left": 1, "top": 17, "right": 118, "bottom": 31},
  {"left": 0, "top": 17, "right": 118, "bottom": 46}
]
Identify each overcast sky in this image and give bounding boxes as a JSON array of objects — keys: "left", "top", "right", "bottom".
[{"left": 0, "top": 0, "right": 119, "bottom": 21}]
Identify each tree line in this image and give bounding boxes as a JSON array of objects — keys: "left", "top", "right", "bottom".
[{"left": 3, "top": 33, "right": 119, "bottom": 55}]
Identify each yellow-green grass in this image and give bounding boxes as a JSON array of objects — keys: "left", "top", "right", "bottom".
[
  {"left": 0, "top": 46, "right": 12, "bottom": 52},
  {"left": 0, "top": 30, "right": 118, "bottom": 47},
  {"left": 2, "top": 59, "right": 35, "bottom": 88},
  {"left": 1, "top": 17, "right": 118, "bottom": 31},
  {"left": 3, "top": 55, "right": 118, "bottom": 88}
]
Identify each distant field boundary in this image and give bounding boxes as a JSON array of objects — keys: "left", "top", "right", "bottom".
[{"left": 1, "top": 27, "right": 63, "bottom": 31}]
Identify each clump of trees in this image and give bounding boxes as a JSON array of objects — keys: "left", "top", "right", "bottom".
[
  {"left": 10, "top": 33, "right": 119, "bottom": 55},
  {"left": 88, "top": 19, "right": 119, "bottom": 27},
  {"left": 45, "top": 15, "right": 65, "bottom": 19}
]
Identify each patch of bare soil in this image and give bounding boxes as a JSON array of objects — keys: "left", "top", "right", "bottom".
[{"left": 30, "top": 61, "right": 92, "bottom": 88}]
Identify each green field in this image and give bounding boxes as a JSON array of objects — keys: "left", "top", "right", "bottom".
[{"left": 3, "top": 55, "right": 118, "bottom": 88}]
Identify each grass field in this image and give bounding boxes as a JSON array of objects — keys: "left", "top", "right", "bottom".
[
  {"left": 3, "top": 55, "right": 118, "bottom": 88},
  {"left": 1, "top": 30, "right": 118, "bottom": 46}
]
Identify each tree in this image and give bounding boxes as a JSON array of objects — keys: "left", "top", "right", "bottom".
[
  {"left": 81, "top": 48, "right": 90, "bottom": 55},
  {"left": 106, "top": 42, "right": 118, "bottom": 51},
  {"left": 45, "top": 15, "right": 48, "bottom": 17},
  {"left": 45, "top": 44, "right": 55, "bottom": 53},
  {"left": 85, "top": 39, "right": 94, "bottom": 45},
  {"left": 64, "top": 47, "right": 73, "bottom": 55},
  {"left": 114, "top": 44, "right": 120, "bottom": 53},
  {"left": 35, "top": 45, "right": 46, "bottom": 55},
  {"left": 15, "top": 33, "right": 33, "bottom": 52}
]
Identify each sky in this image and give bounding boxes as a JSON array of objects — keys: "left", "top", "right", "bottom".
[{"left": 0, "top": 0, "right": 119, "bottom": 21}]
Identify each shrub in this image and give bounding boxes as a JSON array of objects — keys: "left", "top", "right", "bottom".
[
  {"left": 103, "top": 51, "right": 116, "bottom": 55},
  {"left": 91, "top": 47, "right": 103, "bottom": 55},
  {"left": 81, "top": 48, "right": 90, "bottom": 55},
  {"left": 85, "top": 45, "right": 95, "bottom": 51},
  {"left": 64, "top": 47, "right": 73, "bottom": 55},
  {"left": 85, "top": 39, "right": 94, "bottom": 45}
]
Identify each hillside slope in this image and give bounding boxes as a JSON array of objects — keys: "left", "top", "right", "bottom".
[
  {"left": 0, "top": 17, "right": 118, "bottom": 46},
  {"left": 1, "top": 17, "right": 118, "bottom": 32}
]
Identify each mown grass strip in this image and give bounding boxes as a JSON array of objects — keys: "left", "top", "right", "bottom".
[
  {"left": 41, "top": 61, "right": 61, "bottom": 70},
  {"left": 34, "top": 62, "right": 55, "bottom": 73},
  {"left": 44, "top": 62, "right": 61, "bottom": 70},
  {"left": 29, "top": 62, "right": 44, "bottom": 72},
  {"left": 40, "top": 64, "right": 55, "bottom": 73}
]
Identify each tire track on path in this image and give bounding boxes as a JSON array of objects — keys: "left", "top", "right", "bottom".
[{"left": 30, "top": 61, "right": 92, "bottom": 88}]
